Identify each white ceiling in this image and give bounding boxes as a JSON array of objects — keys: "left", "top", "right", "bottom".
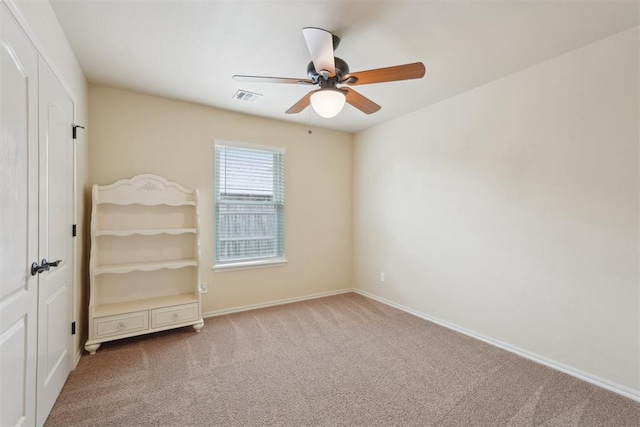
[{"left": 50, "top": 0, "right": 639, "bottom": 134}]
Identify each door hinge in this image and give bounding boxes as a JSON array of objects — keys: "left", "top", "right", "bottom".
[
  {"left": 72, "top": 125, "right": 85, "bottom": 140},
  {"left": 71, "top": 321, "right": 76, "bottom": 335},
  {"left": 72, "top": 224, "right": 77, "bottom": 237}
]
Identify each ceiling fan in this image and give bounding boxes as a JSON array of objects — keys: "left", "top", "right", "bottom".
[{"left": 233, "top": 27, "right": 426, "bottom": 118}]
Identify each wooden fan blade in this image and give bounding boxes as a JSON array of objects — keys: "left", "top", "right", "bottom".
[
  {"left": 342, "top": 88, "right": 381, "bottom": 114},
  {"left": 233, "top": 75, "right": 314, "bottom": 85},
  {"left": 343, "top": 62, "right": 425, "bottom": 85},
  {"left": 285, "top": 90, "right": 317, "bottom": 114},
  {"left": 302, "top": 27, "right": 335, "bottom": 77}
]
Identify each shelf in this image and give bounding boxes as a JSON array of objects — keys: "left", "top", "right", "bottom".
[
  {"left": 94, "top": 294, "right": 199, "bottom": 318},
  {"left": 88, "top": 175, "right": 202, "bottom": 353},
  {"left": 96, "top": 228, "right": 197, "bottom": 237},
  {"left": 97, "top": 200, "right": 195, "bottom": 206},
  {"left": 95, "top": 259, "right": 197, "bottom": 275}
]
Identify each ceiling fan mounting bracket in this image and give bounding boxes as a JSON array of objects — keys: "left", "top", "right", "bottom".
[{"left": 331, "top": 34, "right": 340, "bottom": 51}]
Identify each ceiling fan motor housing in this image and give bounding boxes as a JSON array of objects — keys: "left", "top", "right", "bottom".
[{"left": 307, "top": 57, "right": 350, "bottom": 84}]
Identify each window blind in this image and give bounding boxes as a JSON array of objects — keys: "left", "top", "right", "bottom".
[{"left": 214, "top": 144, "right": 284, "bottom": 264}]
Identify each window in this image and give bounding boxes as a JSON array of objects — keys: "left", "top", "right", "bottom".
[{"left": 214, "top": 143, "right": 285, "bottom": 269}]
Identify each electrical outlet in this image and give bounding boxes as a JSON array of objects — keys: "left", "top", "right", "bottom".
[
  {"left": 200, "top": 282, "right": 209, "bottom": 293},
  {"left": 380, "top": 272, "right": 385, "bottom": 282}
]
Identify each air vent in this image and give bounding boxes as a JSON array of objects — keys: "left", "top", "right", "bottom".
[{"left": 233, "top": 90, "right": 262, "bottom": 103}]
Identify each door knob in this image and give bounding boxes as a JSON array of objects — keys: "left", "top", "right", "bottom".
[{"left": 30, "top": 259, "right": 63, "bottom": 276}]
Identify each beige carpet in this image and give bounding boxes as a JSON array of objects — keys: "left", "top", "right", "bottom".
[{"left": 46, "top": 293, "right": 639, "bottom": 426}]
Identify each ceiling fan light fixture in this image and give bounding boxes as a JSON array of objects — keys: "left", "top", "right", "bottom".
[{"left": 310, "top": 89, "right": 346, "bottom": 118}]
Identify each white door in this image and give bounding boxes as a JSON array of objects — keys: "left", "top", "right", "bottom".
[
  {"left": 36, "top": 58, "right": 74, "bottom": 426},
  {"left": 0, "top": 5, "right": 40, "bottom": 427}
]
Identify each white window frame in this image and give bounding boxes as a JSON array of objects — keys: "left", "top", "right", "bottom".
[{"left": 213, "top": 140, "right": 287, "bottom": 272}]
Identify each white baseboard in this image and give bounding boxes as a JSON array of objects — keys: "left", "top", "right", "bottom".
[
  {"left": 353, "top": 288, "right": 640, "bottom": 403},
  {"left": 202, "top": 288, "right": 355, "bottom": 318}
]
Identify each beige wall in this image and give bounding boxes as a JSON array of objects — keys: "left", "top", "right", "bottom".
[
  {"left": 9, "top": 0, "right": 90, "bottom": 360},
  {"left": 353, "top": 27, "right": 639, "bottom": 392},
  {"left": 89, "top": 85, "right": 353, "bottom": 314}
]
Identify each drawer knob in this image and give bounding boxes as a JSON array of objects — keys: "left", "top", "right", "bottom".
[
  {"left": 118, "top": 321, "right": 125, "bottom": 330},
  {"left": 172, "top": 312, "right": 179, "bottom": 320}
]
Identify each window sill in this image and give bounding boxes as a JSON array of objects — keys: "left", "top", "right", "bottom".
[{"left": 213, "top": 259, "right": 288, "bottom": 272}]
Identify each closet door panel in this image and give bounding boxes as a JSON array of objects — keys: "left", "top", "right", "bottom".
[
  {"left": 0, "top": 5, "right": 39, "bottom": 427},
  {"left": 36, "top": 58, "right": 74, "bottom": 426}
]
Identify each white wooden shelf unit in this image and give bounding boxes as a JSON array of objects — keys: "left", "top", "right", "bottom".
[{"left": 85, "top": 174, "right": 204, "bottom": 354}]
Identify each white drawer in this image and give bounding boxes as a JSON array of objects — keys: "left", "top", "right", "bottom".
[
  {"left": 94, "top": 311, "right": 149, "bottom": 339},
  {"left": 151, "top": 303, "right": 199, "bottom": 329}
]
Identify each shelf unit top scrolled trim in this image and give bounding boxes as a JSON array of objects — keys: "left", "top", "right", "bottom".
[
  {"left": 98, "top": 174, "right": 194, "bottom": 194},
  {"left": 96, "top": 174, "right": 196, "bottom": 205}
]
